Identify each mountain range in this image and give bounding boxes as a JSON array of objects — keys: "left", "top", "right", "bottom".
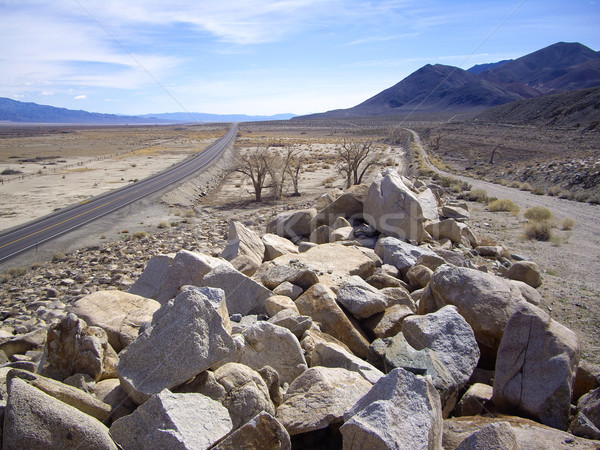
[
  {"left": 299, "top": 42, "right": 600, "bottom": 119},
  {"left": 0, "top": 97, "right": 295, "bottom": 125}
]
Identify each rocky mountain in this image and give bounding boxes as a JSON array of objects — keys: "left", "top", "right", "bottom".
[
  {"left": 474, "top": 85, "right": 600, "bottom": 130},
  {"left": 467, "top": 60, "right": 512, "bottom": 75},
  {"left": 0, "top": 97, "right": 295, "bottom": 124},
  {"left": 299, "top": 42, "right": 600, "bottom": 119}
]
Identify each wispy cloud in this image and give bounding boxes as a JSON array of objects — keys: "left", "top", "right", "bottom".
[
  {"left": 74, "top": 94, "right": 87, "bottom": 100},
  {"left": 347, "top": 33, "right": 419, "bottom": 46}
]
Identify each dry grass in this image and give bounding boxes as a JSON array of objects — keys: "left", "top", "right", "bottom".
[
  {"left": 524, "top": 206, "right": 553, "bottom": 222},
  {"left": 561, "top": 218, "right": 575, "bottom": 230},
  {"left": 524, "top": 221, "right": 553, "bottom": 241},
  {"left": 488, "top": 198, "right": 520, "bottom": 214}
]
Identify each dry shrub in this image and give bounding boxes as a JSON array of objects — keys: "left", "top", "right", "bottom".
[
  {"left": 519, "top": 182, "right": 532, "bottom": 191},
  {"left": 488, "top": 199, "right": 520, "bottom": 214},
  {"left": 523, "top": 206, "right": 553, "bottom": 222},
  {"left": 561, "top": 218, "right": 575, "bottom": 230},
  {"left": 478, "top": 235, "right": 498, "bottom": 246},
  {"left": 524, "top": 221, "right": 552, "bottom": 241},
  {"left": 467, "top": 189, "right": 488, "bottom": 202},
  {"left": 531, "top": 186, "right": 545, "bottom": 195}
]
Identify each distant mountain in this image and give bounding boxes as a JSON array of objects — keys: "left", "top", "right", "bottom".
[
  {"left": 142, "top": 112, "right": 296, "bottom": 122},
  {"left": 0, "top": 97, "right": 167, "bottom": 124},
  {"left": 474, "top": 86, "right": 600, "bottom": 130},
  {"left": 0, "top": 97, "right": 295, "bottom": 124},
  {"left": 467, "top": 60, "right": 512, "bottom": 74},
  {"left": 298, "top": 42, "right": 600, "bottom": 119}
]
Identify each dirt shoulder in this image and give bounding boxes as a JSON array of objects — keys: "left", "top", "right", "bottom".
[{"left": 410, "top": 128, "right": 600, "bottom": 363}]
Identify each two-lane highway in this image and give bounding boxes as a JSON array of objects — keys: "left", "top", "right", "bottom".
[{"left": 0, "top": 123, "right": 238, "bottom": 263}]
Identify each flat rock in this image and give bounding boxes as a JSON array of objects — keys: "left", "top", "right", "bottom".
[
  {"left": 117, "top": 287, "right": 235, "bottom": 404},
  {"left": 110, "top": 389, "right": 232, "bottom": 449},
  {"left": 310, "top": 341, "right": 384, "bottom": 384},
  {"left": 275, "top": 366, "right": 372, "bottom": 436},
  {"left": 70, "top": 290, "right": 160, "bottom": 353},
  {"left": 493, "top": 302, "right": 580, "bottom": 430},
  {"left": 341, "top": 368, "right": 442, "bottom": 450},
  {"left": 4, "top": 377, "right": 117, "bottom": 449}
]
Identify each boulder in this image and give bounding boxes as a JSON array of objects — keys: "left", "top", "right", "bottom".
[
  {"left": 267, "top": 208, "right": 317, "bottom": 239},
  {"left": 151, "top": 250, "right": 232, "bottom": 304},
  {"left": 375, "top": 236, "right": 438, "bottom": 275},
  {"left": 476, "top": 245, "right": 504, "bottom": 258},
  {"left": 272, "top": 281, "right": 303, "bottom": 300},
  {"left": 310, "top": 224, "right": 333, "bottom": 244},
  {"left": 402, "top": 305, "right": 480, "bottom": 393},
  {"left": 214, "top": 362, "right": 275, "bottom": 429},
  {"left": 455, "top": 383, "right": 494, "bottom": 417},
  {"left": 571, "top": 386, "right": 600, "bottom": 439},
  {"left": 93, "top": 378, "right": 137, "bottom": 421},
  {"left": 295, "top": 283, "right": 370, "bottom": 358},
  {"left": 493, "top": 302, "right": 580, "bottom": 430},
  {"left": 268, "top": 309, "right": 312, "bottom": 339},
  {"left": 275, "top": 366, "right": 372, "bottom": 435},
  {"left": 443, "top": 416, "right": 600, "bottom": 449},
  {"left": 310, "top": 341, "right": 384, "bottom": 384},
  {"left": 127, "top": 253, "right": 173, "bottom": 300},
  {"left": 300, "top": 326, "right": 353, "bottom": 366},
  {"left": 406, "top": 264, "right": 433, "bottom": 289},
  {"left": 573, "top": 360, "right": 600, "bottom": 401},
  {"left": 221, "top": 221, "right": 265, "bottom": 269},
  {"left": 238, "top": 321, "right": 307, "bottom": 386},
  {"left": 264, "top": 295, "right": 299, "bottom": 316},
  {"left": 381, "top": 286, "right": 416, "bottom": 311},
  {"left": 4, "top": 377, "right": 117, "bottom": 449},
  {"left": 312, "top": 192, "right": 366, "bottom": 229},
  {"left": 455, "top": 421, "right": 520, "bottom": 450},
  {"left": 330, "top": 226, "right": 353, "bottom": 242},
  {"left": 117, "top": 287, "right": 235, "bottom": 404},
  {"left": 505, "top": 261, "right": 542, "bottom": 288},
  {"left": 0, "top": 327, "right": 47, "bottom": 359},
  {"left": 341, "top": 368, "right": 442, "bottom": 450},
  {"left": 363, "top": 304, "right": 414, "bottom": 339},
  {"left": 40, "top": 313, "right": 118, "bottom": 382},
  {"left": 212, "top": 412, "right": 291, "bottom": 450},
  {"left": 7, "top": 369, "right": 111, "bottom": 422},
  {"left": 262, "top": 233, "right": 298, "bottom": 261},
  {"left": 70, "top": 290, "right": 161, "bottom": 353},
  {"left": 417, "top": 187, "right": 439, "bottom": 221},
  {"left": 364, "top": 169, "right": 426, "bottom": 242},
  {"left": 110, "top": 390, "right": 232, "bottom": 449},
  {"left": 441, "top": 205, "right": 470, "bottom": 221},
  {"left": 260, "top": 262, "right": 319, "bottom": 291},
  {"left": 426, "top": 218, "right": 463, "bottom": 243},
  {"left": 428, "top": 265, "right": 534, "bottom": 356},
  {"left": 201, "top": 264, "right": 272, "bottom": 315},
  {"left": 336, "top": 275, "right": 388, "bottom": 319},
  {"left": 258, "top": 365, "right": 284, "bottom": 406},
  {"left": 264, "top": 243, "right": 376, "bottom": 290}
]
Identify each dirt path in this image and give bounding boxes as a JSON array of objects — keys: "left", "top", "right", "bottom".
[{"left": 409, "top": 129, "right": 600, "bottom": 363}]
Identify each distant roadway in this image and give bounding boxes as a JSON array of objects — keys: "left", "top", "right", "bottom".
[{"left": 0, "top": 123, "right": 238, "bottom": 263}]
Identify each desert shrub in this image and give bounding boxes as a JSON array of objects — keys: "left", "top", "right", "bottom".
[
  {"left": 588, "top": 194, "right": 600, "bottom": 205},
  {"left": 547, "top": 185, "right": 562, "bottom": 197},
  {"left": 8, "top": 267, "right": 27, "bottom": 277},
  {"left": 524, "top": 221, "right": 552, "bottom": 241},
  {"left": 52, "top": 252, "right": 67, "bottom": 262},
  {"left": 498, "top": 178, "right": 510, "bottom": 186},
  {"left": 467, "top": 189, "right": 488, "bottom": 202},
  {"left": 157, "top": 221, "right": 170, "bottom": 229},
  {"left": 523, "top": 206, "right": 553, "bottom": 222},
  {"left": 1, "top": 168, "right": 22, "bottom": 175},
  {"left": 519, "top": 182, "right": 532, "bottom": 191},
  {"left": 531, "top": 186, "right": 545, "bottom": 195},
  {"left": 133, "top": 231, "right": 148, "bottom": 239},
  {"left": 184, "top": 209, "right": 196, "bottom": 218},
  {"left": 561, "top": 218, "right": 575, "bottom": 230},
  {"left": 479, "top": 235, "right": 498, "bottom": 246},
  {"left": 488, "top": 199, "right": 520, "bottom": 214},
  {"left": 322, "top": 176, "right": 336, "bottom": 186},
  {"left": 0, "top": 273, "right": 11, "bottom": 283},
  {"left": 558, "top": 190, "right": 572, "bottom": 200}
]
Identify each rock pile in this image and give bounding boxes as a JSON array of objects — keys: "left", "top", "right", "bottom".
[{"left": 0, "top": 168, "right": 599, "bottom": 449}]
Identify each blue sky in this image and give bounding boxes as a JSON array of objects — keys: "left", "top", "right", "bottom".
[{"left": 1, "top": 0, "right": 599, "bottom": 116}]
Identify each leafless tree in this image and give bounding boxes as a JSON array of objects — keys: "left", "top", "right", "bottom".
[
  {"left": 286, "top": 151, "right": 303, "bottom": 196},
  {"left": 336, "top": 138, "right": 382, "bottom": 188},
  {"left": 234, "top": 144, "right": 272, "bottom": 202}
]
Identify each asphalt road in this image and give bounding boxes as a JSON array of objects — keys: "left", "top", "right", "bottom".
[{"left": 0, "top": 123, "right": 238, "bottom": 263}]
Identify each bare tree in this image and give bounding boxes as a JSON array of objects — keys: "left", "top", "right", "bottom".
[
  {"left": 234, "top": 144, "right": 272, "bottom": 202},
  {"left": 286, "top": 151, "right": 303, "bottom": 196},
  {"left": 337, "top": 138, "right": 382, "bottom": 188},
  {"left": 429, "top": 129, "right": 442, "bottom": 152}
]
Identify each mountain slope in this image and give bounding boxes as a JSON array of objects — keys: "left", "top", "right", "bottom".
[
  {"left": 298, "top": 41, "right": 600, "bottom": 119},
  {"left": 474, "top": 86, "right": 600, "bottom": 130}
]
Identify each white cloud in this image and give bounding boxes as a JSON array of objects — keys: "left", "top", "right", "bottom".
[{"left": 74, "top": 94, "right": 87, "bottom": 100}]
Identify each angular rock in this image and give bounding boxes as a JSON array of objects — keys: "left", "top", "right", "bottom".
[
  {"left": 267, "top": 208, "right": 317, "bottom": 239},
  {"left": 110, "top": 389, "right": 232, "bottom": 449},
  {"left": 70, "top": 290, "right": 161, "bottom": 353},
  {"left": 574, "top": 387, "right": 600, "bottom": 435},
  {"left": 493, "top": 302, "right": 580, "bottom": 430},
  {"left": 264, "top": 295, "right": 299, "bottom": 316},
  {"left": 221, "top": 221, "right": 265, "bottom": 270},
  {"left": 336, "top": 275, "right": 388, "bottom": 319},
  {"left": 212, "top": 412, "right": 291, "bottom": 450},
  {"left": 406, "top": 264, "right": 433, "bottom": 289},
  {"left": 330, "top": 226, "right": 353, "bottom": 243},
  {"left": 429, "top": 265, "right": 534, "bottom": 356},
  {"left": 127, "top": 253, "right": 173, "bottom": 300},
  {"left": 258, "top": 365, "right": 284, "bottom": 406},
  {"left": 455, "top": 383, "right": 494, "bottom": 417},
  {"left": 117, "top": 287, "right": 235, "bottom": 404},
  {"left": 238, "top": 321, "right": 307, "bottom": 386},
  {"left": 260, "top": 263, "right": 319, "bottom": 291},
  {"left": 381, "top": 286, "right": 416, "bottom": 311},
  {"left": 375, "top": 236, "right": 438, "bottom": 275},
  {"left": 310, "top": 341, "right": 384, "bottom": 384},
  {"left": 4, "top": 377, "right": 117, "bottom": 449},
  {"left": 262, "top": 233, "right": 298, "bottom": 261},
  {"left": 417, "top": 187, "right": 439, "bottom": 221},
  {"left": 275, "top": 366, "right": 372, "bottom": 435},
  {"left": 363, "top": 304, "right": 414, "bottom": 339},
  {"left": 313, "top": 191, "right": 366, "bottom": 229},
  {"left": 40, "top": 313, "right": 118, "bottom": 382},
  {"left": 300, "top": 326, "right": 353, "bottom": 366},
  {"left": 442, "top": 205, "right": 469, "bottom": 221},
  {"left": 202, "top": 264, "right": 272, "bottom": 315},
  {"left": 455, "top": 421, "right": 520, "bottom": 450},
  {"left": 364, "top": 169, "right": 426, "bottom": 242},
  {"left": 268, "top": 309, "right": 312, "bottom": 339},
  {"left": 402, "top": 305, "right": 480, "bottom": 392},
  {"left": 7, "top": 369, "right": 111, "bottom": 422},
  {"left": 0, "top": 327, "right": 47, "bottom": 359},
  {"left": 506, "top": 261, "right": 542, "bottom": 288},
  {"left": 310, "top": 224, "right": 333, "bottom": 244},
  {"left": 214, "top": 362, "right": 275, "bottom": 429},
  {"left": 295, "top": 283, "right": 370, "bottom": 358},
  {"left": 341, "top": 368, "right": 442, "bottom": 450},
  {"left": 93, "top": 378, "right": 137, "bottom": 421},
  {"left": 273, "top": 281, "right": 303, "bottom": 300},
  {"left": 574, "top": 360, "right": 600, "bottom": 401},
  {"left": 426, "top": 218, "right": 463, "bottom": 243}
]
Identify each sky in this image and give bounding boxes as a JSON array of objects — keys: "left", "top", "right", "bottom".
[{"left": 1, "top": 0, "right": 599, "bottom": 116}]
